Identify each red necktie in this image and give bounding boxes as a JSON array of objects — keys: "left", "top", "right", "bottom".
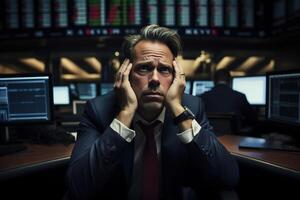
[{"left": 139, "top": 121, "right": 160, "bottom": 200}]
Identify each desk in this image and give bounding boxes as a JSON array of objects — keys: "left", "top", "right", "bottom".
[
  {"left": 0, "top": 135, "right": 299, "bottom": 176},
  {"left": 0, "top": 144, "right": 74, "bottom": 180},
  {"left": 218, "top": 135, "right": 300, "bottom": 173}
]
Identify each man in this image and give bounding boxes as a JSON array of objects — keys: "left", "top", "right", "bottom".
[
  {"left": 201, "top": 69, "right": 257, "bottom": 133},
  {"left": 66, "top": 25, "right": 239, "bottom": 200}
]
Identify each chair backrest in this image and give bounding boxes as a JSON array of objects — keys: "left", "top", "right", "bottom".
[{"left": 206, "top": 112, "right": 238, "bottom": 136}]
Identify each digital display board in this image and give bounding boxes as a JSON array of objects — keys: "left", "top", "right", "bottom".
[{"left": 0, "top": 0, "right": 266, "bottom": 39}]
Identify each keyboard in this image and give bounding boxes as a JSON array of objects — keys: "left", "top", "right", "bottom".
[{"left": 239, "top": 137, "right": 300, "bottom": 152}]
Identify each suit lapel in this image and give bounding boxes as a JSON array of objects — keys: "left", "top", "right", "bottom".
[
  {"left": 160, "top": 99, "right": 190, "bottom": 198},
  {"left": 122, "top": 138, "right": 134, "bottom": 188},
  {"left": 161, "top": 107, "right": 177, "bottom": 147},
  {"left": 160, "top": 107, "right": 177, "bottom": 198},
  {"left": 98, "top": 92, "right": 134, "bottom": 189},
  {"left": 101, "top": 93, "right": 119, "bottom": 128},
  {"left": 121, "top": 121, "right": 135, "bottom": 190},
  {"left": 161, "top": 95, "right": 189, "bottom": 147}
]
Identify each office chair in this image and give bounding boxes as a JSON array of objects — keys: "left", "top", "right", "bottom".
[{"left": 206, "top": 112, "right": 239, "bottom": 136}]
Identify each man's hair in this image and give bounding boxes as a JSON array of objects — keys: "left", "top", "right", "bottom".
[
  {"left": 213, "top": 69, "right": 231, "bottom": 84},
  {"left": 122, "top": 24, "right": 182, "bottom": 61}
]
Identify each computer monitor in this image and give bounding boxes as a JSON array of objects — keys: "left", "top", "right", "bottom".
[
  {"left": 0, "top": 74, "right": 53, "bottom": 125},
  {"left": 266, "top": 70, "right": 300, "bottom": 126},
  {"left": 232, "top": 76, "right": 266, "bottom": 105},
  {"left": 100, "top": 82, "right": 114, "bottom": 95},
  {"left": 73, "top": 100, "right": 86, "bottom": 116},
  {"left": 77, "top": 83, "right": 97, "bottom": 100},
  {"left": 184, "top": 81, "right": 192, "bottom": 94},
  {"left": 53, "top": 85, "right": 70, "bottom": 105},
  {"left": 192, "top": 81, "right": 214, "bottom": 96}
]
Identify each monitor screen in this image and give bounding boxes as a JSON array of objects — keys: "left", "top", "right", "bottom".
[
  {"left": 100, "top": 83, "right": 114, "bottom": 95},
  {"left": 184, "top": 81, "right": 192, "bottom": 94},
  {"left": 77, "top": 83, "right": 97, "bottom": 100},
  {"left": 53, "top": 86, "right": 70, "bottom": 105},
  {"left": 0, "top": 74, "right": 53, "bottom": 124},
  {"left": 267, "top": 71, "right": 300, "bottom": 126},
  {"left": 232, "top": 76, "right": 266, "bottom": 105},
  {"left": 73, "top": 100, "right": 86, "bottom": 115},
  {"left": 192, "top": 81, "right": 214, "bottom": 96}
]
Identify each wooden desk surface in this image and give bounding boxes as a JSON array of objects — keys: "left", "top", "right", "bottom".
[
  {"left": 0, "top": 143, "right": 74, "bottom": 172},
  {"left": 0, "top": 135, "right": 299, "bottom": 173},
  {"left": 218, "top": 135, "right": 300, "bottom": 172}
]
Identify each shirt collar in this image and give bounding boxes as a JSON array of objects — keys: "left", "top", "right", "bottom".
[{"left": 133, "top": 107, "right": 166, "bottom": 126}]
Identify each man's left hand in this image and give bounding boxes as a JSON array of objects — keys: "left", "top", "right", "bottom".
[{"left": 165, "top": 60, "right": 186, "bottom": 116}]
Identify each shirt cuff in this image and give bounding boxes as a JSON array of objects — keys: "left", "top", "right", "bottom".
[
  {"left": 110, "top": 118, "right": 136, "bottom": 142},
  {"left": 177, "top": 119, "right": 201, "bottom": 144}
]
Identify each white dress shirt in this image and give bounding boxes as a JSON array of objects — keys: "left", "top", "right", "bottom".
[{"left": 110, "top": 107, "right": 201, "bottom": 199}]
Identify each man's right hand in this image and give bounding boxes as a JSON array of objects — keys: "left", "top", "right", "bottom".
[{"left": 114, "top": 58, "right": 137, "bottom": 127}]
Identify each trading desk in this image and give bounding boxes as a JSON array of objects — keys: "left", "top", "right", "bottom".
[
  {"left": 0, "top": 143, "right": 74, "bottom": 181},
  {"left": 218, "top": 135, "right": 300, "bottom": 176},
  {"left": 219, "top": 135, "right": 300, "bottom": 200},
  {"left": 0, "top": 135, "right": 299, "bottom": 180}
]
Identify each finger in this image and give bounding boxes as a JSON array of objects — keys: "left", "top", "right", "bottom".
[
  {"left": 116, "top": 59, "right": 128, "bottom": 77},
  {"left": 116, "top": 58, "right": 129, "bottom": 85},
  {"left": 120, "top": 58, "right": 129, "bottom": 73},
  {"left": 123, "top": 63, "right": 132, "bottom": 82},
  {"left": 174, "top": 60, "right": 186, "bottom": 81},
  {"left": 114, "top": 73, "right": 122, "bottom": 88},
  {"left": 120, "top": 63, "right": 131, "bottom": 84},
  {"left": 115, "top": 72, "right": 121, "bottom": 84},
  {"left": 114, "top": 78, "right": 121, "bottom": 88},
  {"left": 173, "top": 60, "right": 181, "bottom": 79},
  {"left": 120, "top": 59, "right": 131, "bottom": 80},
  {"left": 115, "top": 71, "right": 122, "bottom": 87},
  {"left": 176, "top": 59, "right": 184, "bottom": 74}
]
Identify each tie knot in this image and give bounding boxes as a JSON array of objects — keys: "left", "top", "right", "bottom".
[
  {"left": 138, "top": 120, "right": 161, "bottom": 131},
  {"left": 138, "top": 120, "right": 161, "bottom": 135}
]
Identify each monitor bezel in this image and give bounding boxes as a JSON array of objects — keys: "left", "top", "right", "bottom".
[
  {"left": 0, "top": 73, "right": 54, "bottom": 125},
  {"left": 266, "top": 69, "right": 300, "bottom": 127},
  {"left": 231, "top": 75, "right": 267, "bottom": 106},
  {"left": 53, "top": 84, "right": 71, "bottom": 106}
]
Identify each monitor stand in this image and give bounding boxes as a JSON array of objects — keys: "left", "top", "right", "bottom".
[{"left": 0, "top": 126, "right": 27, "bottom": 156}]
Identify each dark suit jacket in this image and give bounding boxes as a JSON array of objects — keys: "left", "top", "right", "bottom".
[
  {"left": 66, "top": 91, "right": 239, "bottom": 200},
  {"left": 200, "top": 84, "right": 257, "bottom": 128}
]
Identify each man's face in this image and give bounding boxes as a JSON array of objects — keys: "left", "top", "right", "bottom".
[{"left": 130, "top": 40, "right": 174, "bottom": 114}]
